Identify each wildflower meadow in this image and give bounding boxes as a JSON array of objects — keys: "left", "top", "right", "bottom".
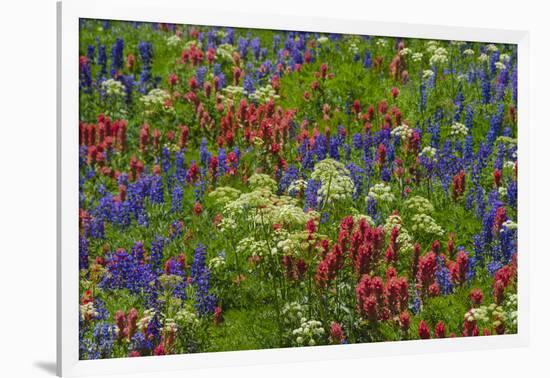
[{"left": 78, "top": 19, "right": 518, "bottom": 359}]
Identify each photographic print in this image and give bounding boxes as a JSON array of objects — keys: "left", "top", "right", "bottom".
[{"left": 77, "top": 18, "right": 518, "bottom": 359}]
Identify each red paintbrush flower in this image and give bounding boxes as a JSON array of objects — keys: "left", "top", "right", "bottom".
[{"left": 418, "top": 320, "right": 431, "bottom": 339}]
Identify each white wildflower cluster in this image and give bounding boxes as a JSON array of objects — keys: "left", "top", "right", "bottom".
[
  {"left": 500, "top": 53, "right": 511, "bottom": 64},
  {"left": 158, "top": 274, "right": 183, "bottom": 291},
  {"left": 223, "top": 185, "right": 309, "bottom": 229},
  {"left": 141, "top": 88, "right": 174, "bottom": 115},
  {"left": 463, "top": 48, "right": 475, "bottom": 56},
  {"left": 208, "top": 186, "right": 242, "bottom": 207},
  {"left": 218, "top": 216, "right": 237, "bottom": 233},
  {"left": 222, "top": 85, "right": 246, "bottom": 98},
  {"left": 503, "top": 294, "right": 518, "bottom": 329},
  {"left": 282, "top": 302, "right": 307, "bottom": 326},
  {"left": 137, "top": 309, "right": 156, "bottom": 331},
  {"left": 503, "top": 160, "right": 516, "bottom": 172},
  {"left": 162, "top": 318, "right": 178, "bottom": 335},
  {"left": 422, "top": 69, "right": 435, "bottom": 80},
  {"left": 353, "top": 214, "right": 375, "bottom": 227},
  {"left": 404, "top": 195, "right": 435, "bottom": 215},
  {"left": 426, "top": 41, "right": 439, "bottom": 53},
  {"left": 80, "top": 302, "right": 99, "bottom": 321},
  {"left": 276, "top": 228, "right": 321, "bottom": 256},
  {"left": 288, "top": 179, "right": 307, "bottom": 196},
  {"left": 208, "top": 255, "right": 226, "bottom": 271},
  {"left": 383, "top": 214, "right": 414, "bottom": 254},
  {"left": 184, "top": 39, "right": 201, "bottom": 49},
  {"left": 175, "top": 307, "right": 199, "bottom": 327},
  {"left": 391, "top": 124, "right": 414, "bottom": 141},
  {"left": 311, "top": 159, "right": 355, "bottom": 206},
  {"left": 450, "top": 40, "right": 466, "bottom": 47},
  {"left": 429, "top": 47, "right": 449, "bottom": 66},
  {"left": 496, "top": 136, "right": 517, "bottom": 146},
  {"left": 501, "top": 220, "right": 518, "bottom": 231},
  {"left": 216, "top": 43, "right": 236, "bottom": 62},
  {"left": 291, "top": 319, "right": 325, "bottom": 347},
  {"left": 411, "top": 214, "right": 444, "bottom": 236},
  {"left": 268, "top": 204, "right": 311, "bottom": 227},
  {"left": 248, "top": 84, "right": 279, "bottom": 103},
  {"left": 450, "top": 122, "right": 468, "bottom": 138},
  {"left": 166, "top": 34, "right": 182, "bottom": 47},
  {"left": 399, "top": 47, "right": 412, "bottom": 56},
  {"left": 411, "top": 52, "right": 424, "bottom": 62},
  {"left": 419, "top": 146, "right": 437, "bottom": 160},
  {"left": 486, "top": 44, "right": 499, "bottom": 53},
  {"left": 101, "top": 78, "right": 125, "bottom": 97},
  {"left": 347, "top": 41, "right": 359, "bottom": 55},
  {"left": 375, "top": 38, "right": 388, "bottom": 47},
  {"left": 498, "top": 186, "right": 508, "bottom": 199},
  {"left": 367, "top": 183, "right": 395, "bottom": 203},
  {"left": 223, "top": 188, "right": 272, "bottom": 218},
  {"left": 466, "top": 303, "right": 507, "bottom": 330},
  {"left": 317, "top": 36, "right": 329, "bottom": 44},
  {"left": 249, "top": 173, "right": 278, "bottom": 192},
  {"left": 236, "top": 237, "right": 269, "bottom": 257},
  {"left": 478, "top": 53, "right": 489, "bottom": 63},
  {"left": 494, "top": 61, "right": 507, "bottom": 70}
]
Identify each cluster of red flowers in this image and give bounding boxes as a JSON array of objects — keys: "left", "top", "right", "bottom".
[
  {"left": 114, "top": 308, "right": 139, "bottom": 342},
  {"left": 79, "top": 115, "right": 128, "bottom": 164},
  {"left": 452, "top": 170, "right": 466, "bottom": 200},
  {"left": 493, "top": 254, "right": 517, "bottom": 304},
  {"left": 355, "top": 269, "right": 408, "bottom": 322}
]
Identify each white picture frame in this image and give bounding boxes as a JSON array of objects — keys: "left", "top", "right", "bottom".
[{"left": 57, "top": 0, "right": 530, "bottom": 376}]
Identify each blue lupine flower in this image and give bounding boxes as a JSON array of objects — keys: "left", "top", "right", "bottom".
[
  {"left": 199, "top": 138, "right": 210, "bottom": 167},
  {"left": 363, "top": 50, "right": 372, "bottom": 68},
  {"left": 366, "top": 196, "right": 378, "bottom": 224},
  {"left": 304, "top": 179, "right": 321, "bottom": 210},
  {"left": 79, "top": 61, "right": 93, "bottom": 93},
  {"left": 507, "top": 180, "right": 517, "bottom": 209},
  {"left": 130, "top": 331, "right": 151, "bottom": 354},
  {"left": 435, "top": 255, "right": 454, "bottom": 295},
  {"left": 464, "top": 104, "right": 474, "bottom": 130},
  {"left": 279, "top": 165, "right": 299, "bottom": 194},
  {"left": 346, "top": 163, "right": 364, "bottom": 200},
  {"left": 150, "top": 237, "right": 166, "bottom": 275},
  {"left": 90, "top": 217, "right": 105, "bottom": 239},
  {"left": 237, "top": 36, "right": 249, "bottom": 57},
  {"left": 499, "top": 226, "right": 517, "bottom": 263},
  {"left": 86, "top": 44, "right": 96, "bottom": 63},
  {"left": 97, "top": 43, "right": 107, "bottom": 78},
  {"left": 79, "top": 235, "right": 89, "bottom": 271},
  {"left": 243, "top": 74, "right": 256, "bottom": 94},
  {"left": 481, "top": 70, "right": 491, "bottom": 104},
  {"left": 251, "top": 37, "right": 261, "bottom": 60},
  {"left": 410, "top": 291, "right": 422, "bottom": 315},
  {"left": 130, "top": 241, "right": 145, "bottom": 261},
  {"left": 191, "top": 244, "right": 216, "bottom": 316},
  {"left": 110, "top": 38, "right": 124, "bottom": 76},
  {"left": 487, "top": 260, "right": 504, "bottom": 276},
  {"left": 175, "top": 151, "right": 186, "bottom": 183},
  {"left": 89, "top": 323, "right": 117, "bottom": 359},
  {"left": 150, "top": 175, "right": 164, "bottom": 204},
  {"left": 171, "top": 185, "right": 183, "bottom": 212},
  {"left": 196, "top": 66, "right": 208, "bottom": 87},
  {"left": 329, "top": 137, "right": 340, "bottom": 160},
  {"left": 100, "top": 248, "right": 155, "bottom": 294}
]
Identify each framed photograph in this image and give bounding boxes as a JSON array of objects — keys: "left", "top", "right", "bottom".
[{"left": 57, "top": 0, "right": 529, "bottom": 376}]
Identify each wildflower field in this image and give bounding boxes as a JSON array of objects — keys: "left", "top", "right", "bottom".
[{"left": 78, "top": 19, "right": 518, "bottom": 359}]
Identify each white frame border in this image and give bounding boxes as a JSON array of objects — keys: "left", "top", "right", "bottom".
[{"left": 57, "top": 0, "right": 530, "bottom": 376}]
